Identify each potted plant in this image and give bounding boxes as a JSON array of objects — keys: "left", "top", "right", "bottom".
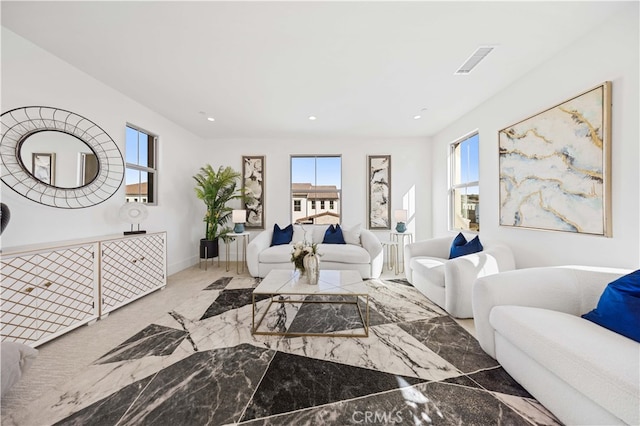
[{"left": 193, "top": 164, "right": 244, "bottom": 259}]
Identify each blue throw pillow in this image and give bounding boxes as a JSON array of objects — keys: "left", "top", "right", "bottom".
[
  {"left": 582, "top": 269, "right": 640, "bottom": 343},
  {"left": 270, "top": 224, "right": 293, "bottom": 246},
  {"left": 449, "top": 233, "right": 483, "bottom": 259},
  {"left": 323, "top": 224, "right": 346, "bottom": 244}
]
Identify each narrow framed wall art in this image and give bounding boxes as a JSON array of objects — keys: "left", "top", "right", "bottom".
[
  {"left": 498, "top": 81, "right": 612, "bottom": 236},
  {"left": 367, "top": 155, "right": 391, "bottom": 230},
  {"left": 242, "top": 155, "right": 265, "bottom": 229}
]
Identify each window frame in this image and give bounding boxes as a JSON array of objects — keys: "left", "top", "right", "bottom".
[
  {"left": 449, "top": 131, "right": 479, "bottom": 232},
  {"left": 125, "top": 123, "right": 158, "bottom": 206},
  {"left": 290, "top": 154, "right": 342, "bottom": 224}
]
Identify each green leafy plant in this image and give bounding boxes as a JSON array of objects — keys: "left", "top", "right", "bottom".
[{"left": 193, "top": 164, "right": 244, "bottom": 241}]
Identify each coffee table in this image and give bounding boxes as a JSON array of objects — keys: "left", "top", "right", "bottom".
[{"left": 251, "top": 269, "right": 369, "bottom": 337}]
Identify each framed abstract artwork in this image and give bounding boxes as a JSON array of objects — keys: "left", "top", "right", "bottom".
[
  {"left": 498, "top": 81, "right": 612, "bottom": 236},
  {"left": 367, "top": 155, "right": 391, "bottom": 229},
  {"left": 242, "top": 155, "right": 265, "bottom": 229},
  {"left": 32, "top": 152, "right": 55, "bottom": 185}
]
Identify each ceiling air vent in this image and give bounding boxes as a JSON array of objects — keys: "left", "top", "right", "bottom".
[{"left": 455, "top": 46, "right": 494, "bottom": 75}]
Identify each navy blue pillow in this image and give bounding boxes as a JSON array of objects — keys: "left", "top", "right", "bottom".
[
  {"left": 449, "top": 233, "right": 483, "bottom": 259},
  {"left": 582, "top": 269, "right": 640, "bottom": 343},
  {"left": 270, "top": 223, "right": 293, "bottom": 246},
  {"left": 323, "top": 224, "right": 346, "bottom": 244}
]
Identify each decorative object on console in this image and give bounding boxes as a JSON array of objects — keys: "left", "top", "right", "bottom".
[
  {"left": 498, "top": 82, "right": 612, "bottom": 236},
  {"left": 303, "top": 251, "right": 320, "bottom": 285},
  {"left": 119, "top": 202, "right": 148, "bottom": 235},
  {"left": 394, "top": 209, "right": 407, "bottom": 233},
  {"left": 0, "top": 106, "right": 124, "bottom": 208},
  {"left": 291, "top": 241, "right": 320, "bottom": 282},
  {"left": 242, "top": 156, "right": 265, "bottom": 229},
  {"left": 193, "top": 164, "right": 245, "bottom": 259},
  {"left": 449, "top": 232, "right": 483, "bottom": 259},
  {"left": 232, "top": 209, "right": 246, "bottom": 233},
  {"left": 0, "top": 202, "right": 10, "bottom": 235},
  {"left": 367, "top": 155, "right": 391, "bottom": 230}
]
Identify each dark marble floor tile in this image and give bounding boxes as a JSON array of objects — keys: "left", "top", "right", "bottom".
[
  {"left": 240, "top": 380, "right": 530, "bottom": 425},
  {"left": 467, "top": 366, "right": 533, "bottom": 398},
  {"left": 386, "top": 278, "right": 412, "bottom": 286},
  {"left": 286, "top": 297, "right": 387, "bottom": 334},
  {"left": 62, "top": 344, "right": 274, "bottom": 426},
  {"left": 55, "top": 376, "right": 155, "bottom": 426},
  {"left": 200, "top": 288, "right": 270, "bottom": 320},
  {"left": 204, "top": 276, "right": 234, "bottom": 290},
  {"left": 399, "top": 316, "right": 499, "bottom": 373},
  {"left": 95, "top": 324, "right": 188, "bottom": 364},
  {"left": 240, "top": 350, "right": 425, "bottom": 422}
]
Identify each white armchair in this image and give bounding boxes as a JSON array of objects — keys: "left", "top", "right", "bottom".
[{"left": 403, "top": 235, "right": 515, "bottom": 318}]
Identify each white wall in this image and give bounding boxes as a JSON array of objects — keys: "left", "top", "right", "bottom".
[
  {"left": 0, "top": 28, "right": 207, "bottom": 274},
  {"left": 430, "top": 4, "right": 639, "bottom": 269},
  {"left": 198, "top": 137, "right": 432, "bottom": 245}
]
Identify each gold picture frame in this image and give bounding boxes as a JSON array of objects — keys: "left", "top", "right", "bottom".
[{"left": 498, "top": 82, "right": 612, "bottom": 236}]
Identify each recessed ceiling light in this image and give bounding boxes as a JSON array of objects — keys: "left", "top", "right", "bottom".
[
  {"left": 308, "top": 115, "right": 317, "bottom": 121},
  {"left": 413, "top": 115, "right": 421, "bottom": 120},
  {"left": 207, "top": 117, "right": 215, "bottom": 122}
]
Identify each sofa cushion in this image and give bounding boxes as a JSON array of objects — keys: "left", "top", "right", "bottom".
[
  {"left": 449, "top": 233, "right": 483, "bottom": 259},
  {"left": 292, "top": 225, "right": 310, "bottom": 244},
  {"left": 311, "top": 225, "right": 330, "bottom": 244},
  {"left": 318, "top": 243, "right": 370, "bottom": 264},
  {"left": 490, "top": 305, "right": 639, "bottom": 425},
  {"left": 342, "top": 223, "right": 362, "bottom": 246},
  {"left": 582, "top": 269, "right": 640, "bottom": 343},
  {"left": 409, "top": 256, "right": 446, "bottom": 287},
  {"left": 259, "top": 244, "right": 294, "bottom": 263},
  {"left": 271, "top": 224, "right": 293, "bottom": 246},
  {"left": 323, "top": 224, "right": 346, "bottom": 244}
]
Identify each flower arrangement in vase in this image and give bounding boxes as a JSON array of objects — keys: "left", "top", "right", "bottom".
[{"left": 291, "top": 241, "right": 320, "bottom": 280}]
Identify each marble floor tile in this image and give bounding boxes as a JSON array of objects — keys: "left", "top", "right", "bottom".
[
  {"left": 95, "top": 324, "right": 188, "bottom": 364},
  {"left": 275, "top": 323, "right": 463, "bottom": 382},
  {"left": 493, "top": 393, "right": 562, "bottom": 426},
  {"left": 204, "top": 276, "right": 234, "bottom": 290},
  {"left": 240, "top": 350, "right": 425, "bottom": 422},
  {"left": 399, "top": 315, "right": 499, "bottom": 373},
  {"left": 200, "top": 288, "right": 270, "bottom": 320},
  {"left": 366, "top": 279, "right": 447, "bottom": 324}
]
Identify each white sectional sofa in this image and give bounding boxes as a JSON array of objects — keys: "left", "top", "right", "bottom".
[
  {"left": 247, "top": 224, "right": 383, "bottom": 279},
  {"left": 473, "top": 266, "right": 640, "bottom": 426},
  {"left": 404, "top": 235, "right": 515, "bottom": 318}
]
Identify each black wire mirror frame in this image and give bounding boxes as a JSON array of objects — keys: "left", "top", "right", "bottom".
[{"left": 0, "top": 106, "right": 124, "bottom": 209}]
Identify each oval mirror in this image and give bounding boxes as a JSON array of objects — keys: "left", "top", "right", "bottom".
[
  {"left": 18, "top": 130, "right": 99, "bottom": 188},
  {"left": 0, "top": 106, "right": 124, "bottom": 209}
]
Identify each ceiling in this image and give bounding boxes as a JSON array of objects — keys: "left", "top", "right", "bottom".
[{"left": 1, "top": 1, "right": 631, "bottom": 140}]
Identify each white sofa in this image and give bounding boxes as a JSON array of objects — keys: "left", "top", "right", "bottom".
[
  {"left": 473, "top": 266, "right": 640, "bottom": 426},
  {"left": 247, "top": 224, "right": 383, "bottom": 279},
  {"left": 403, "top": 235, "right": 515, "bottom": 318}
]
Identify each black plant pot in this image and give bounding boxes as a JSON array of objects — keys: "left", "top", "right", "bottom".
[{"left": 200, "top": 238, "right": 219, "bottom": 259}]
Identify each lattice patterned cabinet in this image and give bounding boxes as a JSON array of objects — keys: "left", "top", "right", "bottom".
[
  {"left": 1, "top": 243, "right": 99, "bottom": 347},
  {"left": 99, "top": 232, "right": 167, "bottom": 317}
]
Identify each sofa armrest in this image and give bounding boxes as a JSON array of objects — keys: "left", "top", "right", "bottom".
[
  {"left": 247, "top": 230, "right": 273, "bottom": 277},
  {"left": 404, "top": 236, "right": 452, "bottom": 282},
  {"left": 443, "top": 243, "right": 516, "bottom": 318},
  {"left": 472, "top": 265, "right": 630, "bottom": 358},
  {"left": 359, "top": 228, "right": 383, "bottom": 278}
]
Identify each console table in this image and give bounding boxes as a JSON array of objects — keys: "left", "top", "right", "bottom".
[{"left": 0, "top": 232, "right": 167, "bottom": 347}]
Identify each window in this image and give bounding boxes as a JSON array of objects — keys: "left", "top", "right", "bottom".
[
  {"left": 329, "top": 200, "right": 334, "bottom": 209},
  {"left": 450, "top": 132, "right": 479, "bottom": 231},
  {"left": 291, "top": 155, "right": 341, "bottom": 224},
  {"left": 125, "top": 125, "right": 157, "bottom": 204},
  {"left": 294, "top": 200, "right": 301, "bottom": 212}
]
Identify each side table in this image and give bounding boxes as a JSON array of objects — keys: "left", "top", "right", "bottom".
[
  {"left": 225, "top": 232, "right": 250, "bottom": 274},
  {"left": 381, "top": 241, "right": 400, "bottom": 275},
  {"left": 390, "top": 231, "right": 413, "bottom": 274}
]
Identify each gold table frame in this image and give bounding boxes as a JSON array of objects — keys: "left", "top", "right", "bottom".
[{"left": 251, "top": 270, "right": 370, "bottom": 338}]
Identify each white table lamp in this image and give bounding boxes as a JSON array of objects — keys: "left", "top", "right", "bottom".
[
  {"left": 232, "top": 209, "right": 246, "bottom": 233},
  {"left": 394, "top": 209, "right": 407, "bottom": 233}
]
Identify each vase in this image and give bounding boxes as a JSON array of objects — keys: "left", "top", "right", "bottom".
[{"left": 303, "top": 253, "right": 320, "bottom": 285}]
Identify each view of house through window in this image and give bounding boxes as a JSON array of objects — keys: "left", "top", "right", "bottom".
[
  {"left": 125, "top": 125, "right": 157, "bottom": 204},
  {"left": 450, "top": 132, "right": 479, "bottom": 231},
  {"left": 291, "top": 156, "right": 341, "bottom": 224}
]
